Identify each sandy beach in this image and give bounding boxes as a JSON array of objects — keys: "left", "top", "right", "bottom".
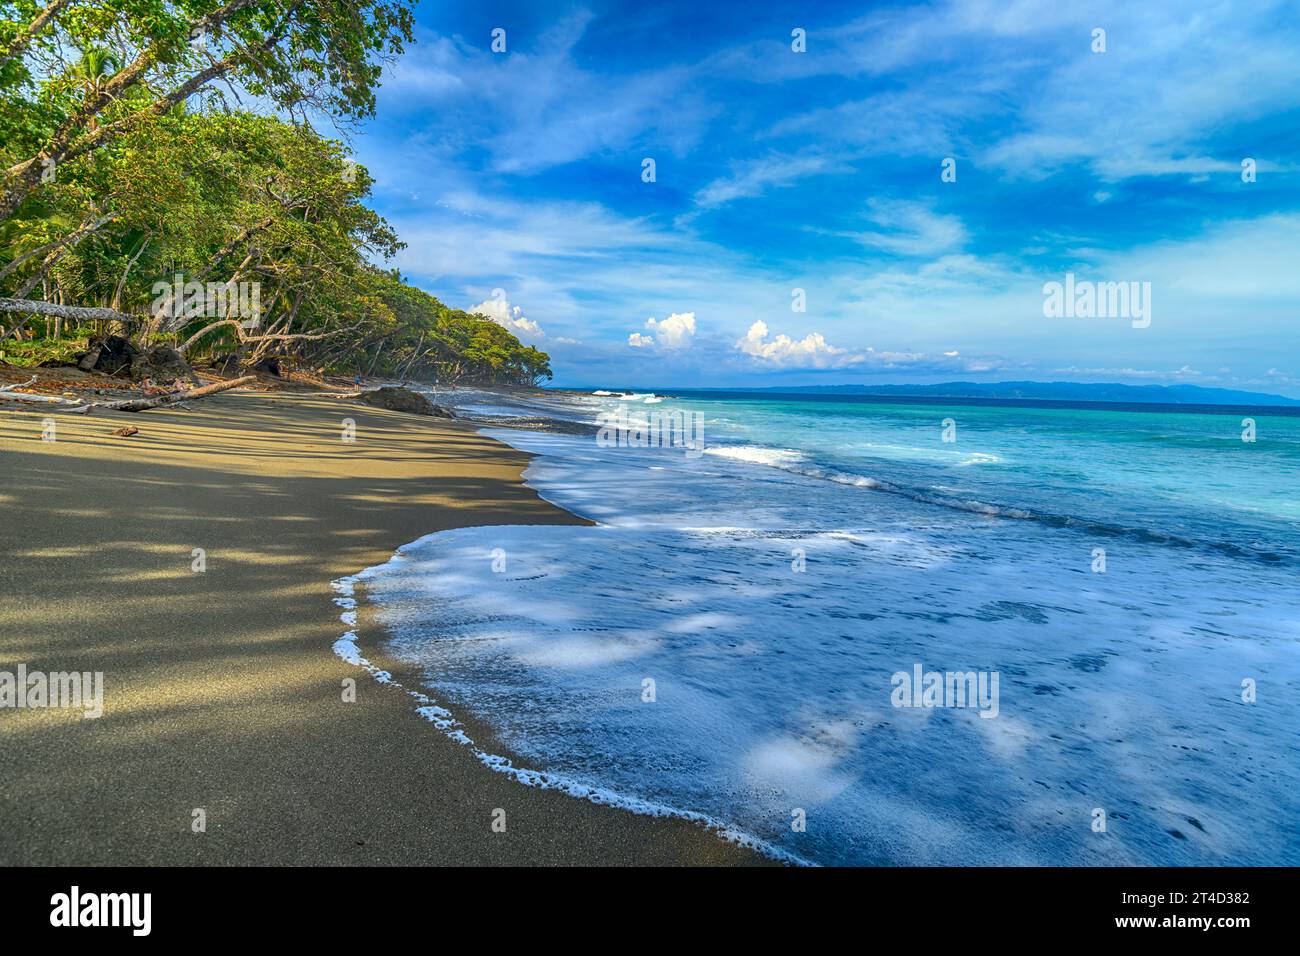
[{"left": 0, "top": 389, "right": 764, "bottom": 865}]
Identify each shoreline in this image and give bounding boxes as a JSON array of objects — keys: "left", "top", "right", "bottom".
[
  {"left": 0, "top": 388, "right": 768, "bottom": 865},
  {"left": 339, "top": 535, "right": 807, "bottom": 867}
]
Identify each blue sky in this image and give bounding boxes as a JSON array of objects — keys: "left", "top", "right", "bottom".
[{"left": 347, "top": 0, "right": 1300, "bottom": 393}]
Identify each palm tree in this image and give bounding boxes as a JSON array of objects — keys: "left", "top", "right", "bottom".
[{"left": 72, "top": 48, "right": 120, "bottom": 129}]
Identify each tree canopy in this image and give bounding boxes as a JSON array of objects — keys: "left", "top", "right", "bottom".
[{"left": 0, "top": 1, "right": 552, "bottom": 387}]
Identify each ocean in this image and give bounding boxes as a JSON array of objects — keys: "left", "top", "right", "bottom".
[{"left": 335, "top": 387, "right": 1300, "bottom": 866}]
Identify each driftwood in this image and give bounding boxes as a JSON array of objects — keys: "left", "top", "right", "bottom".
[
  {"left": 98, "top": 375, "right": 255, "bottom": 412},
  {"left": 0, "top": 374, "right": 254, "bottom": 414},
  {"left": 0, "top": 394, "right": 92, "bottom": 412},
  {"left": 0, "top": 376, "right": 92, "bottom": 412}
]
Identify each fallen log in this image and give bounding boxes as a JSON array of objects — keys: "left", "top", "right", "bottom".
[
  {"left": 98, "top": 375, "right": 256, "bottom": 412},
  {"left": 0, "top": 374, "right": 255, "bottom": 413},
  {"left": 0, "top": 394, "right": 93, "bottom": 412},
  {"left": 0, "top": 378, "right": 92, "bottom": 412}
]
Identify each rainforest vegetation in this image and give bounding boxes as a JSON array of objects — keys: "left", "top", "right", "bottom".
[{"left": 0, "top": 0, "right": 552, "bottom": 386}]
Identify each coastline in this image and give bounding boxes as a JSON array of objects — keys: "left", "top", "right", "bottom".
[{"left": 0, "top": 389, "right": 767, "bottom": 865}]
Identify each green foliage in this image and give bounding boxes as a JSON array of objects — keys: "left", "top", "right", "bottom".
[
  {"left": 0, "top": 335, "right": 89, "bottom": 366},
  {"left": 0, "top": 4, "right": 551, "bottom": 387},
  {"left": 345, "top": 269, "right": 552, "bottom": 386}
]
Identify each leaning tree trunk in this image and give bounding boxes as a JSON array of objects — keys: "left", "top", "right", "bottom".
[{"left": 0, "top": 297, "right": 130, "bottom": 342}]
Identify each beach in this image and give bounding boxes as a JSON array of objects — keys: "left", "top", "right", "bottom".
[
  {"left": 0, "top": 390, "right": 765, "bottom": 865},
  {"left": 377, "top": 388, "right": 1300, "bottom": 866}
]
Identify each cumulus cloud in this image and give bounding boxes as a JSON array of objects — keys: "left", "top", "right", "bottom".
[
  {"left": 734, "top": 321, "right": 1004, "bottom": 374},
  {"left": 645, "top": 312, "right": 697, "bottom": 348},
  {"left": 626, "top": 312, "right": 697, "bottom": 350},
  {"left": 735, "top": 320, "right": 858, "bottom": 369},
  {"left": 467, "top": 294, "right": 544, "bottom": 339}
]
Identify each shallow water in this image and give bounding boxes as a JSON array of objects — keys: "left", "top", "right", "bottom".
[{"left": 351, "top": 390, "right": 1300, "bottom": 865}]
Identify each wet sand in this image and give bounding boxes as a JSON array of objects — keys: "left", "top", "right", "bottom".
[{"left": 0, "top": 390, "right": 765, "bottom": 865}]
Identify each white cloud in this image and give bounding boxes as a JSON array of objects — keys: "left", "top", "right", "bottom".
[
  {"left": 628, "top": 332, "right": 654, "bottom": 348},
  {"left": 379, "top": 178, "right": 1300, "bottom": 393},
  {"left": 381, "top": 17, "right": 713, "bottom": 176},
  {"left": 468, "top": 294, "right": 544, "bottom": 339},
  {"left": 736, "top": 320, "right": 858, "bottom": 369},
  {"left": 846, "top": 200, "right": 968, "bottom": 257},
  {"left": 693, "top": 152, "right": 849, "bottom": 210},
  {"left": 721, "top": 1, "right": 1300, "bottom": 187},
  {"left": 645, "top": 312, "right": 697, "bottom": 348}
]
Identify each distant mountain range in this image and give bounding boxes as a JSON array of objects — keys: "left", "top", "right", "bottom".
[{"left": 738, "top": 381, "right": 1300, "bottom": 407}]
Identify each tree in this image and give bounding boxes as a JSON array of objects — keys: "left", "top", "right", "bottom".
[
  {"left": 1, "top": 0, "right": 416, "bottom": 221},
  {"left": 0, "top": 3, "right": 553, "bottom": 386}
]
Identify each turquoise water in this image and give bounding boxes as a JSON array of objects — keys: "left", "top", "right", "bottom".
[
  {"left": 353, "top": 388, "right": 1300, "bottom": 865},
  {"left": 667, "top": 391, "right": 1300, "bottom": 561}
]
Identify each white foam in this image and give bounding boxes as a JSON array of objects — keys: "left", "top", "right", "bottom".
[
  {"left": 345, "top": 419, "right": 1300, "bottom": 866},
  {"left": 355, "top": 516, "right": 1300, "bottom": 866},
  {"left": 704, "top": 444, "right": 804, "bottom": 466},
  {"left": 327, "top": 561, "right": 810, "bottom": 866},
  {"left": 325, "top": 405, "right": 1300, "bottom": 866}
]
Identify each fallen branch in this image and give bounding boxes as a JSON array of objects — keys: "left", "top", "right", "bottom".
[
  {"left": 0, "top": 374, "right": 255, "bottom": 414},
  {"left": 97, "top": 375, "right": 255, "bottom": 412},
  {"left": 0, "top": 388, "right": 92, "bottom": 412}
]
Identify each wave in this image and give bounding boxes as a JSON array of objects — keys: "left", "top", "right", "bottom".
[
  {"left": 329, "top": 570, "right": 811, "bottom": 866},
  {"left": 956, "top": 452, "right": 1001, "bottom": 466},
  {"left": 704, "top": 444, "right": 805, "bottom": 467},
  {"left": 442, "top": 389, "right": 1297, "bottom": 567},
  {"left": 703, "top": 442, "right": 1297, "bottom": 565}
]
